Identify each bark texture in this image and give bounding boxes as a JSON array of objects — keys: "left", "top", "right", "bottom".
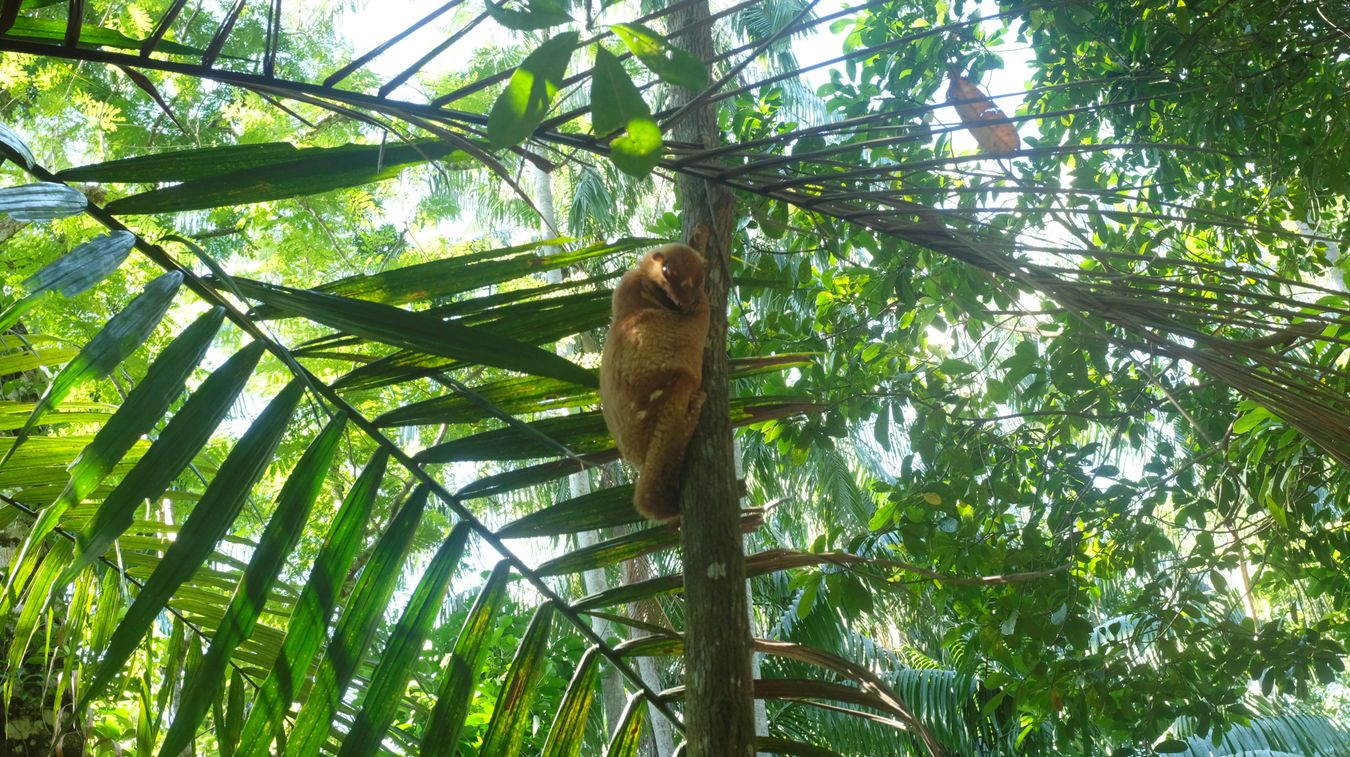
[{"left": 670, "top": 2, "right": 756, "bottom": 754}]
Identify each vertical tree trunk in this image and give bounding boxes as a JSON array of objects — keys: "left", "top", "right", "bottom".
[{"left": 669, "top": 4, "right": 756, "bottom": 755}]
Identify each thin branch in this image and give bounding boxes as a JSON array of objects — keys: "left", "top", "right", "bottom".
[
  {"left": 202, "top": 0, "right": 248, "bottom": 68},
  {"left": 325, "top": 0, "right": 463, "bottom": 87},
  {"left": 63, "top": 0, "right": 83, "bottom": 47},
  {"left": 140, "top": 0, "right": 190, "bottom": 57},
  {"left": 379, "top": 9, "right": 487, "bottom": 98}
]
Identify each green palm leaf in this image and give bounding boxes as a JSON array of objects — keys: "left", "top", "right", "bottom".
[
  {"left": 602, "top": 694, "right": 648, "bottom": 757},
  {"left": 420, "top": 560, "right": 514, "bottom": 756},
  {"left": 339, "top": 522, "right": 471, "bottom": 756},
  {"left": 83, "top": 379, "right": 305, "bottom": 705},
  {"left": 158, "top": 413, "right": 347, "bottom": 757},
  {"left": 478, "top": 603, "right": 557, "bottom": 756},
  {"left": 0, "top": 271, "right": 182, "bottom": 468},
  {"left": 63, "top": 342, "right": 267, "bottom": 583},
  {"left": 540, "top": 647, "right": 600, "bottom": 757},
  {"left": 225, "top": 277, "right": 597, "bottom": 388},
  {"left": 285, "top": 487, "right": 429, "bottom": 757},
  {"left": 234, "top": 448, "right": 390, "bottom": 757}
]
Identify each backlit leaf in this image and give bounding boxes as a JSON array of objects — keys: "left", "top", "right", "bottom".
[
  {"left": 610, "top": 22, "right": 708, "bottom": 90},
  {"left": 487, "top": 32, "right": 579, "bottom": 149},
  {"left": 339, "top": 523, "right": 471, "bottom": 756},
  {"left": 0, "top": 271, "right": 181, "bottom": 468},
  {"left": 478, "top": 603, "right": 556, "bottom": 756},
  {"left": 64, "top": 341, "right": 266, "bottom": 582},
  {"left": 420, "top": 560, "right": 513, "bottom": 756},
  {"left": 158, "top": 414, "right": 347, "bottom": 757},
  {"left": 83, "top": 379, "right": 305, "bottom": 705},
  {"left": 234, "top": 449, "right": 390, "bottom": 757}
]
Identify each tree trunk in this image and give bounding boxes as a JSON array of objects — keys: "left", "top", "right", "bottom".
[{"left": 669, "top": 4, "right": 756, "bottom": 755}]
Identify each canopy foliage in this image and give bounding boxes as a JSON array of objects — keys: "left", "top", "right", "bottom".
[{"left": 0, "top": 0, "right": 1347, "bottom": 755}]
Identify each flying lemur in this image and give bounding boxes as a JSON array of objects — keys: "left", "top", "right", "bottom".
[{"left": 600, "top": 243, "right": 710, "bottom": 520}]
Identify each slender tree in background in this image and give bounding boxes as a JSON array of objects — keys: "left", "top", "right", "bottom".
[{"left": 0, "top": 1, "right": 1347, "bottom": 755}]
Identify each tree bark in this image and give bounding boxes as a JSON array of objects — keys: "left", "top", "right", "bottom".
[{"left": 670, "top": 3, "right": 756, "bottom": 755}]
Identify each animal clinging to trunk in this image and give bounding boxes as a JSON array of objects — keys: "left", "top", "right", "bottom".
[{"left": 600, "top": 242, "right": 710, "bottom": 520}]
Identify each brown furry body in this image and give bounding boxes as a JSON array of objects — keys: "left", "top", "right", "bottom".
[{"left": 600, "top": 244, "right": 710, "bottom": 520}]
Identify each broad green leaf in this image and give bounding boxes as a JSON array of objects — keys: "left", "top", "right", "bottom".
[
  {"left": 10, "top": 308, "right": 223, "bottom": 602},
  {"left": 0, "top": 338, "right": 80, "bottom": 381},
  {"left": 573, "top": 573, "right": 683, "bottom": 613},
  {"left": 1233, "top": 404, "right": 1275, "bottom": 434},
  {"left": 3, "top": 541, "right": 72, "bottom": 705},
  {"left": 0, "top": 122, "right": 35, "bottom": 167},
  {"left": 55, "top": 567, "right": 96, "bottom": 732},
  {"left": 420, "top": 560, "right": 512, "bottom": 756},
  {"left": 591, "top": 47, "right": 651, "bottom": 136},
  {"left": 4, "top": 16, "right": 202, "bottom": 55},
  {"left": 234, "top": 449, "right": 390, "bottom": 757},
  {"left": 537, "top": 522, "right": 679, "bottom": 576},
  {"left": 0, "top": 291, "right": 45, "bottom": 334},
  {"left": 591, "top": 47, "right": 662, "bottom": 177},
  {"left": 0, "top": 271, "right": 181, "bottom": 469},
  {"left": 613, "top": 635, "right": 681, "bottom": 658},
  {"left": 610, "top": 22, "right": 709, "bottom": 90},
  {"left": 286, "top": 487, "right": 429, "bottom": 757},
  {"left": 375, "top": 375, "right": 592, "bottom": 427},
  {"left": 0, "top": 181, "right": 87, "bottom": 220},
  {"left": 63, "top": 342, "right": 266, "bottom": 583},
  {"left": 158, "top": 414, "right": 347, "bottom": 757},
  {"left": 332, "top": 290, "right": 612, "bottom": 391},
  {"left": 20, "top": 0, "right": 71, "bottom": 11},
  {"left": 57, "top": 142, "right": 313, "bottom": 183},
  {"left": 478, "top": 603, "right": 556, "bottom": 757},
  {"left": 487, "top": 32, "right": 580, "bottom": 149},
  {"left": 484, "top": 0, "right": 571, "bottom": 30},
  {"left": 496, "top": 484, "right": 639, "bottom": 537},
  {"left": 416, "top": 410, "right": 610, "bottom": 463},
  {"left": 339, "top": 523, "right": 471, "bottom": 757},
  {"left": 89, "top": 569, "right": 121, "bottom": 657},
  {"left": 221, "top": 669, "right": 246, "bottom": 756},
  {"left": 277, "top": 236, "right": 652, "bottom": 310},
  {"left": 22, "top": 231, "right": 135, "bottom": 296},
  {"left": 420, "top": 396, "right": 818, "bottom": 462},
  {"left": 342, "top": 342, "right": 793, "bottom": 396},
  {"left": 610, "top": 116, "right": 663, "bottom": 177},
  {"left": 796, "top": 572, "right": 822, "bottom": 620},
  {"left": 0, "top": 404, "right": 110, "bottom": 432},
  {"left": 52, "top": 307, "right": 222, "bottom": 515},
  {"left": 102, "top": 141, "right": 466, "bottom": 214},
  {"left": 155, "top": 619, "right": 187, "bottom": 733},
  {"left": 603, "top": 694, "right": 647, "bottom": 757},
  {"left": 82, "top": 380, "right": 305, "bottom": 706},
  {"left": 457, "top": 453, "right": 617, "bottom": 500},
  {"left": 540, "top": 647, "right": 600, "bottom": 757},
  {"left": 228, "top": 277, "right": 597, "bottom": 387}
]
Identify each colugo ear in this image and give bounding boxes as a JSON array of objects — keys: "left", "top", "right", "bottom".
[{"left": 651, "top": 251, "right": 665, "bottom": 263}]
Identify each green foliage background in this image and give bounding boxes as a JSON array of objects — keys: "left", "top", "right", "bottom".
[{"left": 0, "top": 0, "right": 1347, "bottom": 755}]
